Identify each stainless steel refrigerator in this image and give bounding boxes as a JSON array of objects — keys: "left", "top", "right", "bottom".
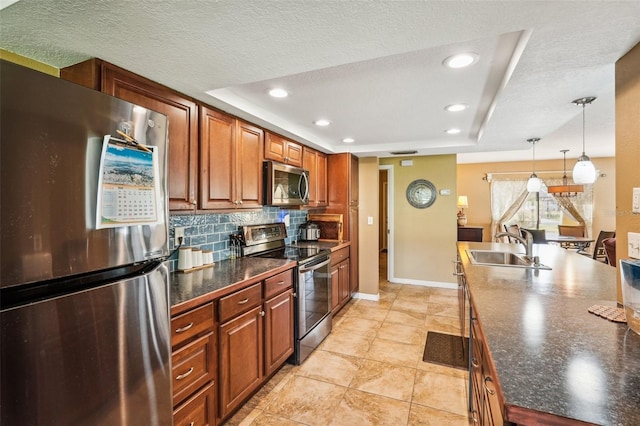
[{"left": 0, "top": 60, "right": 173, "bottom": 425}]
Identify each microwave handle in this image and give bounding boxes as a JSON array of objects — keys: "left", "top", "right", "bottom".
[{"left": 299, "top": 172, "right": 310, "bottom": 202}]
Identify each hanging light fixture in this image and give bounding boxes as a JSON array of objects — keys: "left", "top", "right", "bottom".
[
  {"left": 526, "top": 138, "right": 541, "bottom": 192},
  {"left": 572, "top": 96, "right": 597, "bottom": 184},
  {"left": 547, "top": 149, "right": 584, "bottom": 197}
]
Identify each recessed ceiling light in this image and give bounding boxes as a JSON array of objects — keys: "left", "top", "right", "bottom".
[
  {"left": 445, "top": 103, "right": 468, "bottom": 112},
  {"left": 445, "top": 128, "right": 461, "bottom": 135},
  {"left": 268, "top": 88, "right": 289, "bottom": 98},
  {"left": 443, "top": 53, "right": 478, "bottom": 69},
  {"left": 314, "top": 119, "right": 331, "bottom": 127},
  {"left": 342, "top": 137, "right": 355, "bottom": 143}
]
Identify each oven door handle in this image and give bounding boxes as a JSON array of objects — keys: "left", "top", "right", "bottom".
[{"left": 298, "top": 257, "right": 330, "bottom": 273}]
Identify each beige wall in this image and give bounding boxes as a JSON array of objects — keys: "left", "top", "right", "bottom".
[
  {"left": 1, "top": 49, "right": 58, "bottom": 76},
  {"left": 615, "top": 42, "right": 640, "bottom": 303},
  {"left": 457, "top": 157, "right": 616, "bottom": 241},
  {"left": 380, "top": 155, "right": 458, "bottom": 285},
  {"left": 357, "top": 157, "right": 380, "bottom": 296}
]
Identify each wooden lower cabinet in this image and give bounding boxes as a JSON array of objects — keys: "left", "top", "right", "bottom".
[
  {"left": 174, "top": 381, "right": 216, "bottom": 426},
  {"left": 264, "top": 289, "right": 295, "bottom": 377},
  {"left": 330, "top": 247, "right": 350, "bottom": 313},
  {"left": 217, "top": 269, "right": 295, "bottom": 423},
  {"left": 470, "top": 306, "right": 505, "bottom": 426},
  {"left": 171, "top": 302, "right": 216, "bottom": 425},
  {"left": 218, "top": 306, "right": 264, "bottom": 419}
]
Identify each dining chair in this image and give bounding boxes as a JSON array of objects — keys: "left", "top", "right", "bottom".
[
  {"left": 580, "top": 230, "right": 615, "bottom": 262},
  {"left": 503, "top": 224, "right": 521, "bottom": 243},
  {"left": 558, "top": 224, "right": 585, "bottom": 237},
  {"left": 602, "top": 237, "right": 616, "bottom": 267}
]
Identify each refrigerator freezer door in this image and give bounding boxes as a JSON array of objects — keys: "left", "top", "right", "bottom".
[
  {"left": 0, "top": 60, "right": 169, "bottom": 288},
  {"left": 0, "top": 261, "right": 172, "bottom": 425}
]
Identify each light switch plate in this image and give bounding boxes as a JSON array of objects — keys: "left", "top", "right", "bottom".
[
  {"left": 629, "top": 232, "right": 640, "bottom": 259},
  {"left": 367, "top": 216, "right": 373, "bottom": 225},
  {"left": 633, "top": 188, "right": 640, "bottom": 213},
  {"left": 439, "top": 189, "right": 451, "bottom": 196}
]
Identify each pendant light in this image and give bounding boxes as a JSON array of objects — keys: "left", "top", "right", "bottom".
[
  {"left": 572, "top": 97, "right": 597, "bottom": 184},
  {"left": 547, "top": 149, "right": 584, "bottom": 197},
  {"left": 526, "top": 138, "right": 541, "bottom": 192}
]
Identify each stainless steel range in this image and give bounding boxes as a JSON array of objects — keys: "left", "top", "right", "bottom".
[{"left": 241, "top": 223, "right": 332, "bottom": 364}]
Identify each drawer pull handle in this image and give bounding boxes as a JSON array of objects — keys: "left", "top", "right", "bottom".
[
  {"left": 176, "top": 367, "right": 194, "bottom": 380},
  {"left": 237, "top": 298, "right": 250, "bottom": 305},
  {"left": 175, "top": 322, "right": 194, "bottom": 333},
  {"left": 471, "top": 357, "right": 480, "bottom": 368},
  {"left": 483, "top": 376, "right": 496, "bottom": 395},
  {"left": 276, "top": 281, "right": 285, "bottom": 285},
  {"left": 189, "top": 422, "right": 195, "bottom": 426}
]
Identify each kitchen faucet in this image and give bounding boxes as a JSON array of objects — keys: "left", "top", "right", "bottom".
[{"left": 495, "top": 229, "right": 535, "bottom": 260}]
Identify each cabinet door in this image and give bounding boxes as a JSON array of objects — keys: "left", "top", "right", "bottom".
[
  {"left": 316, "top": 151, "right": 328, "bottom": 206},
  {"left": 235, "top": 121, "right": 264, "bottom": 208},
  {"left": 330, "top": 264, "right": 340, "bottom": 311},
  {"left": 348, "top": 207, "right": 359, "bottom": 294},
  {"left": 264, "top": 289, "right": 294, "bottom": 376},
  {"left": 265, "top": 132, "right": 302, "bottom": 167},
  {"left": 101, "top": 66, "right": 199, "bottom": 211},
  {"left": 200, "top": 106, "right": 235, "bottom": 209},
  {"left": 350, "top": 154, "right": 359, "bottom": 206},
  {"left": 303, "top": 148, "right": 318, "bottom": 205},
  {"left": 303, "top": 148, "right": 328, "bottom": 207},
  {"left": 218, "top": 306, "right": 263, "bottom": 419},
  {"left": 339, "top": 259, "right": 350, "bottom": 304}
]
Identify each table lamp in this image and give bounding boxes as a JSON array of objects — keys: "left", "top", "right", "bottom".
[{"left": 457, "top": 195, "right": 468, "bottom": 226}]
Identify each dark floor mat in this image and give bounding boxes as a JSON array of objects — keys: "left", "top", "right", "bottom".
[{"left": 422, "top": 331, "right": 469, "bottom": 370}]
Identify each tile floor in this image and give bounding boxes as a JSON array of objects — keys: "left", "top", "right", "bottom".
[{"left": 224, "top": 259, "right": 471, "bottom": 426}]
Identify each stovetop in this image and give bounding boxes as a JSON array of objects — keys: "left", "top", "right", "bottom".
[
  {"left": 254, "top": 245, "right": 329, "bottom": 264},
  {"left": 240, "top": 222, "right": 330, "bottom": 265}
]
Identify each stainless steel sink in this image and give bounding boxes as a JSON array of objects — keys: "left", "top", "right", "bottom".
[{"left": 466, "top": 250, "right": 551, "bottom": 270}]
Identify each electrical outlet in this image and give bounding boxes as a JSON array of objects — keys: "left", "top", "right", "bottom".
[
  {"left": 174, "top": 227, "right": 185, "bottom": 246},
  {"left": 629, "top": 232, "right": 640, "bottom": 260},
  {"left": 367, "top": 216, "right": 373, "bottom": 225}
]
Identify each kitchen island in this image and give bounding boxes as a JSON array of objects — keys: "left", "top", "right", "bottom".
[{"left": 459, "top": 241, "right": 640, "bottom": 425}]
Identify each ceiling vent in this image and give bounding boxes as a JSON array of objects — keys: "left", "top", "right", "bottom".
[{"left": 390, "top": 150, "right": 417, "bottom": 155}]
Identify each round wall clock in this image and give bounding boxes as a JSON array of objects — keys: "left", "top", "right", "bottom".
[{"left": 406, "top": 179, "right": 437, "bottom": 208}]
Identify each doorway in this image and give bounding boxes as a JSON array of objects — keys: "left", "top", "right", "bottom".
[{"left": 378, "top": 165, "right": 394, "bottom": 282}]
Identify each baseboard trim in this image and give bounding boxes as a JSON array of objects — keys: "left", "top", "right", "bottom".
[
  {"left": 388, "top": 278, "right": 457, "bottom": 290},
  {"left": 352, "top": 292, "right": 380, "bottom": 301}
]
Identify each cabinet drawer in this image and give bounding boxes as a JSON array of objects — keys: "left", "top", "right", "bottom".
[
  {"left": 264, "top": 269, "right": 293, "bottom": 299},
  {"left": 173, "top": 381, "right": 215, "bottom": 426},
  {"left": 172, "top": 332, "right": 215, "bottom": 407},
  {"left": 218, "top": 283, "right": 262, "bottom": 323},
  {"left": 331, "top": 247, "right": 349, "bottom": 265},
  {"left": 171, "top": 302, "right": 215, "bottom": 349}
]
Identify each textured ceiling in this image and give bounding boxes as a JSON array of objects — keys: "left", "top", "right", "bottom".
[{"left": 2, "top": 0, "right": 639, "bottom": 162}]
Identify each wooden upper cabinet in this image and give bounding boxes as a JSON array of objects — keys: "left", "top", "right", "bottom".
[
  {"left": 200, "top": 106, "right": 263, "bottom": 209},
  {"left": 302, "top": 147, "right": 327, "bottom": 207},
  {"left": 264, "top": 132, "right": 302, "bottom": 167},
  {"left": 60, "top": 59, "right": 199, "bottom": 211}
]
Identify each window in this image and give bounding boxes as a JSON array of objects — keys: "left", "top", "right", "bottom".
[{"left": 511, "top": 188, "right": 564, "bottom": 236}]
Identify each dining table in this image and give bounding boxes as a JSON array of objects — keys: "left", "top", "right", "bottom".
[{"left": 545, "top": 235, "right": 595, "bottom": 251}]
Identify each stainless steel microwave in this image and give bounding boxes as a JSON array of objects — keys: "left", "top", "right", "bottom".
[{"left": 263, "top": 161, "right": 309, "bottom": 206}]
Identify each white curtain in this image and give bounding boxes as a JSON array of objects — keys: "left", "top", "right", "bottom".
[{"left": 489, "top": 179, "right": 528, "bottom": 240}]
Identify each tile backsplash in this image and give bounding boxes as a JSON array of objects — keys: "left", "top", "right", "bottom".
[{"left": 168, "top": 207, "right": 308, "bottom": 270}]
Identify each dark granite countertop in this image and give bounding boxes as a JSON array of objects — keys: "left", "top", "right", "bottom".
[
  {"left": 170, "top": 257, "right": 296, "bottom": 315},
  {"left": 458, "top": 242, "right": 640, "bottom": 425}
]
